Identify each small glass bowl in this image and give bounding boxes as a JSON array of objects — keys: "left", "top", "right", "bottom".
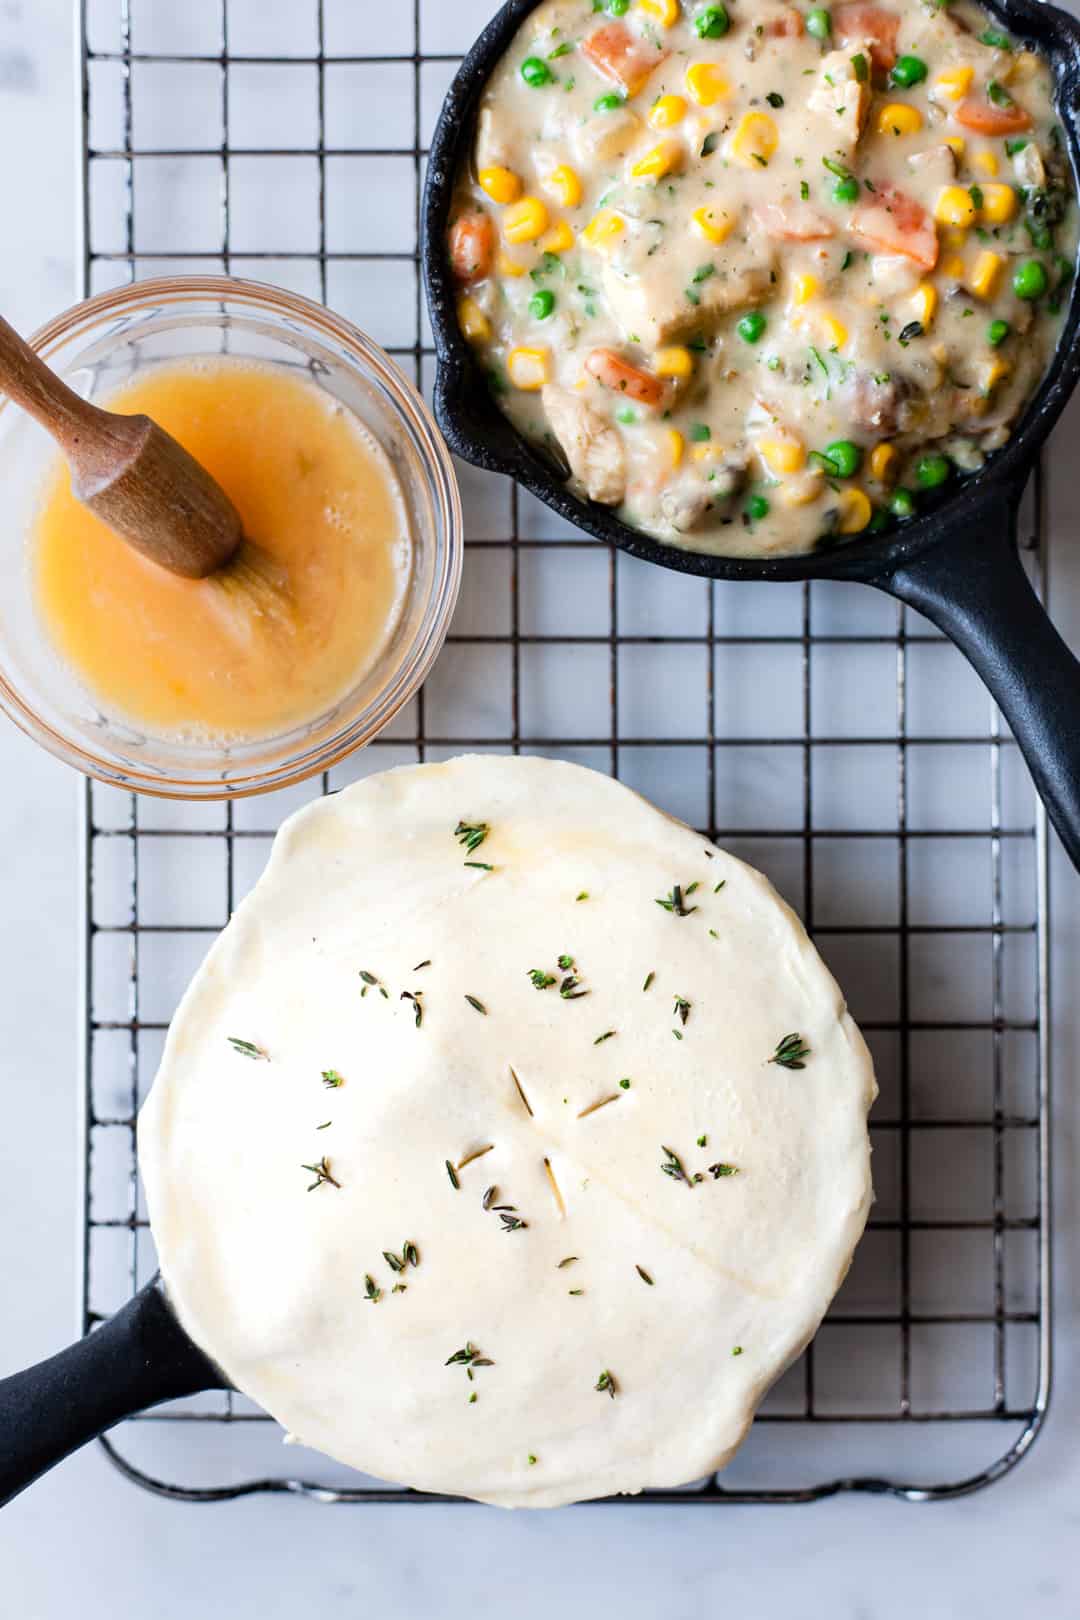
[{"left": 0, "top": 277, "right": 462, "bottom": 799}]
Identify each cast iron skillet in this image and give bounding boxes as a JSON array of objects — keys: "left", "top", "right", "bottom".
[{"left": 423, "top": 0, "right": 1080, "bottom": 870}]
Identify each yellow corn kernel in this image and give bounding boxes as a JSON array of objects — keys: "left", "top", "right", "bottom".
[
  {"left": 877, "top": 102, "right": 924, "bottom": 136},
  {"left": 691, "top": 203, "right": 735, "bottom": 244},
  {"left": 931, "top": 340, "right": 949, "bottom": 366},
  {"left": 457, "top": 297, "right": 491, "bottom": 345},
  {"left": 685, "top": 62, "right": 730, "bottom": 107},
  {"left": 649, "top": 93, "right": 688, "bottom": 130},
  {"left": 666, "top": 428, "right": 685, "bottom": 468},
  {"left": 968, "top": 249, "right": 1006, "bottom": 299},
  {"left": 631, "top": 139, "right": 683, "bottom": 182},
  {"left": 655, "top": 346, "right": 694, "bottom": 380},
  {"left": 759, "top": 438, "right": 807, "bottom": 475},
  {"left": 507, "top": 346, "right": 552, "bottom": 392},
  {"left": 911, "top": 282, "right": 938, "bottom": 329},
  {"left": 780, "top": 469, "right": 825, "bottom": 507},
  {"left": 869, "top": 442, "right": 897, "bottom": 483},
  {"left": 792, "top": 272, "right": 820, "bottom": 306},
  {"left": 497, "top": 251, "right": 528, "bottom": 278},
  {"left": 540, "top": 220, "right": 576, "bottom": 255},
  {"left": 504, "top": 196, "right": 549, "bottom": 244},
  {"left": 478, "top": 166, "right": 522, "bottom": 206},
  {"left": 980, "top": 356, "right": 1013, "bottom": 393},
  {"left": 582, "top": 209, "right": 626, "bottom": 252},
  {"left": 638, "top": 0, "right": 680, "bottom": 25},
  {"left": 837, "top": 487, "right": 873, "bottom": 535},
  {"left": 543, "top": 165, "right": 583, "bottom": 210},
  {"left": 942, "top": 227, "right": 968, "bottom": 252},
  {"left": 820, "top": 313, "right": 849, "bottom": 349},
  {"left": 979, "top": 182, "right": 1018, "bottom": 224},
  {"left": 730, "top": 111, "right": 778, "bottom": 168},
  {"left": 942, "top": 254, "right": 966, "bottom": 280},
  {"left": 935, "top": 185, "right": 978, "bottom": 227},
  {"left": 973, "top": 148, "right": 1000, "bottom": 177},
  {"left": 934, "top": 65, "right": 974, "bottom": 101},
  {"left": 943, "top": 135, "right": 966, "bottom": 159}
]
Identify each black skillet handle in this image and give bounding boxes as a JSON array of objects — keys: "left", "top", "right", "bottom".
[
  {"left": 0, "top": 1278, "right": 224, "bottom": 1508},
  {"left": 879, "top": 484, "right": 1080, "bottom": 872}
]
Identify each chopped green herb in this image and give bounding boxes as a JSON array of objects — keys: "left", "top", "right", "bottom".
[
  {"left": 446, "top": 1159, "right": 460, "bottom": 1190},
  {"left": 446, "top": 1342, "right": 493, "bottom": 1370},
  {"left": 302, "top": 1157, "right": 341, "bottom": 1191},
  {"left": 595, "top": 1369, "right": 618, "bottom": 1399},
  {"left": 643, "top": 970, "right": 656, "bottom": 992},
  {"left": 619, "top": 1077, "right": 632, "bottom": 1089},
  {"left": 464, "top": 994, "right": 488, "bottom": 1015},
  {"left": 656, "top": 884, "right": 698, "bottom": 917},
  {"left": 528, "top": 968, "right": 557, "bottom": 989},
  {"left": 228, "top": 1037, "right": 267, "bottom": 1060},
  {"left": 673, "top": 996, "right": 691, "bottom": 1027},
  {"left": 400, "top": 991, "right": 423, "bottom": 1028},
  {"left": 455, "top": 820, "right": 490, "bottom": 857},
  {"left": 594, "top": 1029, "right": 616, "bottom": 1045},
  {"left": 661, "top": 1145, "right": 693, "bottom": 1188},
  {"left": 364, "top": 1274, "right": 382, "bottom": 1304},
  {"left": 770, "top": 1032, "right": 811, "bottom": 1070},
  {"left": 636, "top": 1265, "right": 655, "bottom": 1286},
  {"left": 709, "top": 1162, "right": 739, "bottom": 1178}
]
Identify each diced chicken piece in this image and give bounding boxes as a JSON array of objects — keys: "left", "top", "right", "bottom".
[
  {"left": 585, "top": 349, "right": 668, "bottom": 409},
  {"left": 955, "top": 96, "right": 1033, "bottom": 135},
  {"left": 906, "top": 144, "right": 959, "bottom": 187},
  {"left": 542, "top": 384, "right": 627, "bottom": 506},
  {"left": 660, "top": 462, "right": 746, "bottom": 532},
  {"left": 808, "top": 49, "right": 872, "bottom": 159},
  {"left": 581, "top": 22, "right": 669, "bottom": 98},
  {"left": 850, "top": 182, "right": 939, "bottom": 272},
  {"left": 449, "top": 210, "right": 495, "bottom": 283},
  {"left": 475, "top": 101, "right": 516, "bottom": 177},
  {"left": 1013, "top": 141, "right": 1046, "bottom": 188},
  {"left": 602, "top": 236, "right": 777, "bottom": 347},
  {"left": 833, "top": 4, "right": 900, "bottom": 74},
  {"left": 867, "top": 251, "right": 922, "bottom": 298},
  {"left": 756, "top": 198, "right": 836, "bottom": 242},
  {"left": 572, "top": 108, "right": 642, "bottom": 167},
  {"left": 529, "top": 0, "right": 585, "bottom": 37}
]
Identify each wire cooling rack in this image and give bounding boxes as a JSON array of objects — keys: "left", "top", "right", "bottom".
[{"left": 77, "top": 0, "right": 1052, "bottom": 1504}]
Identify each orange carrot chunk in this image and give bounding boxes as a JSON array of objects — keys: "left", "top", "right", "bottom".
[
  {"left": 449, "top": 211, "right": 495, "bottom": 283},
  {"left": 765, "top": 8, "right": 805, "bottom": 36},
  {"left": 833, "top": 3, "right": 900, "bottom": 73},
  {"left": 955, "top": 96, "right": 1033, "bottom": 135},
  {"left": 756, "top": 200, "right": 836, "bottom": 241},
  {"left": 582, "top": 22, "right": 669, "bottom": 98},
  {"left": 586, "top": 349, "right": 668, "bottom": 409},
  {"left": 850, "top": 182, "right": 939, "bottom": 271}
]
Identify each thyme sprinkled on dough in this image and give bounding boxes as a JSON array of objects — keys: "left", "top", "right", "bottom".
[
  {"left": 636, "top": 1265, "right": 655, "bottom": 1286},
  {"left": 714, "top": 881, "right": 726, "bottom": 894},
  {"left": 302, "top": 1157, "right": 341, "bottom": 1191},
  {"left": 413, "top": 960, "right": 432, "bottom": 971},
  {"left": 643, "top": 971, "right": 655, "bottom": 992},
  {"left": 483, "top": 1185, "right": 497, "bottom": 1211},
  {"left": 446, "top": 1159, "right": 461, "bottom": 1190},
  {"left": 446, "top": 1342, "right": 493, "bottom": 1371},
  {"left": 499, "top": 1211, "right": 528, "bottom": 1233},
  {"left": 770, "top": 1033, "right": 811, "bottom": 1070},
  {"left": 595, "top": 1369, "right": 618, "bottom": 1399},
  {"left": 661, "top": 1145, "right": 693, "bottom": 1188},
  {"left": 656, "top": 883, "right": 698, "bottom": 917},
  {"left": 464, "top": 862, "right": 494, "bottom": 872},
  {"left": 455, "top": 821, "right": 490, "bottom": 858},
  {"left": 558, "top": 954, "right": 575, "bottom": 970},
  {"left": 322, "top": 1069, "right": 345, "bottom": 1089},
  {"left": 576, "top": 892, "right": 589, "bottom": 902},
  {"left": 560, "top": 975, "right": 588, "bottom": 1000},
  {"left": 383, "top": 1241, "right": 420, "bottom": 1274},
  {"left": 400, "top": 991, "right": 424, "bottom": 1028},
  {"left": 360, "top": 971, "right": 388, "bottom": 1000},
  {"left": 317, "top": 1120, "right": 331, "bottom": 1130},
  {"left": 619, "top": 1077, "right": 632, "bottom": 1089},
  {"left": 364, "top": 1274, "right": 382, "bottom": 1304},
  {"left": 594, "top": 1029, "right": 616, "bottom": 1045},
  {"left": 733, "top": 1346, "right": 744, "bottom": 1357},
  {"left": 227, "top": 1037, "right": 267, "bottom": 1060},
  {"left": 528, "top": 969, "right": 557, "bottom": 989},
  {"left": 697, "top": 1135, "right": 707, "bottom": 1148},
  {"left": 710, "top": 1163, "right": 740, "bottom": 1179},
  {"left": 465, "top": 994, "right": 488, "bottom": 1015},
  {"left": 673, "top": 996, "right": 691, "bottom": 1028},
  {"left": 569, "top": 1288, "right": 584, "bottom": 1296},
  {"left": 528, "top": 1455, "right": 538, "bottom": 1465},
  {"left": 557, "top": 1256, "right": 579, "bottom": 1268}
]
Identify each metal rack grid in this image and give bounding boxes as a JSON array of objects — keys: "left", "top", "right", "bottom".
[{"left": 77, "top": 0, "right": 1052, "bottom": 1504}]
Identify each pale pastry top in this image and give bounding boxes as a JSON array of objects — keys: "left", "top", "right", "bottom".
[{"left": 139, "top": 755, "right": 876, "bottom": 1507}]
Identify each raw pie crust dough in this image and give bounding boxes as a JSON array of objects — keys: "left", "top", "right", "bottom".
[{"left": 139, "top": 756, "right": 876, "bottom": 1508}]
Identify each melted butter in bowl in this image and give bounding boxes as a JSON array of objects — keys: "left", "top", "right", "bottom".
[{"left": 33, "top": 359, "right": 412, "bottom": 743}]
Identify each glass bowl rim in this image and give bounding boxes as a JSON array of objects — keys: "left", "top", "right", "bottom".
[{"left": 0, "top": 274, "right": 463, "bottom": 800}]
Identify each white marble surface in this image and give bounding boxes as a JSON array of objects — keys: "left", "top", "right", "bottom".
[{"left": 2, "top": 1, "right": 1080, "bottom": 1614}]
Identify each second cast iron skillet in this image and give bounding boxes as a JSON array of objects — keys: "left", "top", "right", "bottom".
[{"left": 423, "top": 0, "right": 1080, "bottom": 870}]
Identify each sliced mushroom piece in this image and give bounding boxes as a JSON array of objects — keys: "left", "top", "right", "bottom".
[
  {"left": 906, "top": 143, "right": 959, "bottom": 187},
  {"left": 541, "top": 384, "right": 627, "bottom": 506},
  {"left": 851, "top": 370, "right": 916, "bottom": 439},
  {"left": 660, "top": 461, "right": 747, "bottom": 533}
]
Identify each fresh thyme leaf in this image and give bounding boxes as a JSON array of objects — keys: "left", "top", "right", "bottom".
[
  {"left": 464, "top": 861, "right": 494, "bottom": 871},
  {"left": 709, "top": 1162, "right": 739, "bottom": 1178},
  {"left": 322, "top": 1069, "right": 345, "bottom": 1089},
  {"left": 302, "top": 1157, "right": 341, "bottom": 1191},
  {"left": 595, "top": 1369, "right": 618, "bottom": 1399},
  {"left": 400, "top": 991, "right": 423, "bottom": 1028},
  {"left": 228, "top": 1037, "right": 267, "bottom": 1060},
  {"left": 697, "top": 1135, "right": 707, "bottom": 1148},
  {"left": 392, "top": 1283, "right": 407, "bottom": 1294},
  {"left": 557, "top": 1256, "right": 579, "bottom": 1268},
  {"left": 733, "top": 1345, "right": 744, "bottom": 1357},
  {"left": 413, "top": 959, "right": 432, "bottom": 971},
  {"left": 673, "top": 996, "right": 691, "bottom": 1027},
  {"left": 619, "top": 1077, "right": 631, "bottom": 1089},
  {"left": 897, "top": 320, "right": 923, "bottom": 347},
  {"left": 576, "top": 891, "right": 589, "bottom": 902},
  {"left": 673, "top": 1029, "right": 683, "bottom": 1041},
  {"left": 528, "top": 1454, "right": 538, "bottom": 1465},
  {"left": 560, "top": 975, "right": 588, "bottom": 1000},
  {"left": 384, "top": 1250, "right": 404, "bottom": 1273},
  {"left": 558, "top": 954, "right": 575, "bottom": 971},
  {"left": 594, "top": 1029, "right": 616, "bottom": 1045},
  {"left": 636, "top": 1265, "right": 655, "bottom": 1286},
  {"left": 709, "top": 929, "right": 719, "bottom": 940},
  {"left": 359, "top": 971, "right": 379, "bottom": 985},
  {"left": 528, "top": 968, "right": 557, "bottom": 989},
  {"left": 701, "top": 131, "right": 719, "bottom": 156},
  {"left": 770, "top": 1032, "right": 811, "bottom": 1070},
  {"left": 499, "top": 1211, "right": 528, "bottom": 1232},
  {"left": 568, "top": 1288, "right": 585, "bottom": 1296},
  {"left": 643, "top": 971, "right": 655, "bottom": 992},
  {"left": 692, "top": 263, "right": 716, "bottom": 285},
  {"left": 446, "top": 1159, "right": 461, "bottom": 1190},
  {"left": 483, "top": 1185, "right": 497, "bottom": 1211},
  {"left": 464, "top": 994, "right": 488, "bottom": 1015},
  {"left": 660, "top": 1145, "right": 693, "bottom": 1188},
  {"left": 766, "top": 90, "right": 784, "bottom": 107},
  {"left": 317, "top": 1120, "right": 332, "bottom": 1130},
  {"left": 714, "top": 880, "right": 726, "bottom": 893},
  {"left": 364, "top": 1274, "right": 382, "bottom": 1304},
  {"left": 454, "top": 820, "right": 490, "bottom": 858},
  {"left": 468, "top": 1391, "right": 477, "bottom": 1403},
  {"left": 655, "top": 884, "right": 698, "bottom": 917},
  {"left": 446, "top": 1342, "right": 493, "bottom": 1370}
]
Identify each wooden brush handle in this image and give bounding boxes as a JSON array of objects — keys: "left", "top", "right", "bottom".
[{"left": 0, "top": 312, "right": 119, "bottom": 448}]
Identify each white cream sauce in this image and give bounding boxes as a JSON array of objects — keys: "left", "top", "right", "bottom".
[{"left": 450, "top": 0, "right": 1075, "bottom": 556}]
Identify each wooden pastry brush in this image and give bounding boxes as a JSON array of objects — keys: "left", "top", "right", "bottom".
[{"left": 0, "top": 311, "right": 292, "bottom": 624}]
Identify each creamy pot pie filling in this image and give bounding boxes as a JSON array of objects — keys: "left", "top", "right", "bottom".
[{"left": 449, "top": 0, "right": 1076, "bottom": 557}]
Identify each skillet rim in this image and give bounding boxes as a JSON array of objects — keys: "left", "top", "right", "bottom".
[{"left": 422, "top": 0, "right": 1080, "bottom": 584}]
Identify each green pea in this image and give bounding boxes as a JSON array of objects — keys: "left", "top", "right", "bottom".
[
  {"left": 1013, "top": 259, "right": 1048, "bottom": 300},
  {"left": 916, "top": 454, "right": 951, "bottom": 490},
  {"left": 594, "top": 92, "right": 624, "bottom": 111},
  {"left": 890, "top": 488, "right": 917, "bottom": 520},
  {"left": 832, "top": 176, "right": 860, "bottom": 205},
  {"left": 616, "top": 406, "right": 637, "bottom": 425},
  {"left": 746, "top": 494, "right": 770, "bottom": 523},
  {"left": 988, "top": 319, "right": 1011, "bottom": 347},
  {"left": 521, "top": 57, "right": 554, "bottom": 88},
  {"left": 890, "top": 55, "right": 928, "bottom": 88},
  {"left": 867, "top": 510, "right": 890, "bottom": 534},
  {"left": 689, "top": 423, "right": 712, "bottom": 443},
  {"left": 607, "top": 0, "right": 630, "bottom": 12},
  {"left": 825, "top": 439, "right": 863, "bottom": 478},
  {"left": 805, "top": 7, "right": 831, "bottom": 39},
  {"left": 695, "top": 3, "right": 730, "bottom": 37},
  {"left": 529, "top": 289, "right": 556, "bottom": 321},
  {"left": 737, "top": 310, "right": 767, "bottom": 344}
]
